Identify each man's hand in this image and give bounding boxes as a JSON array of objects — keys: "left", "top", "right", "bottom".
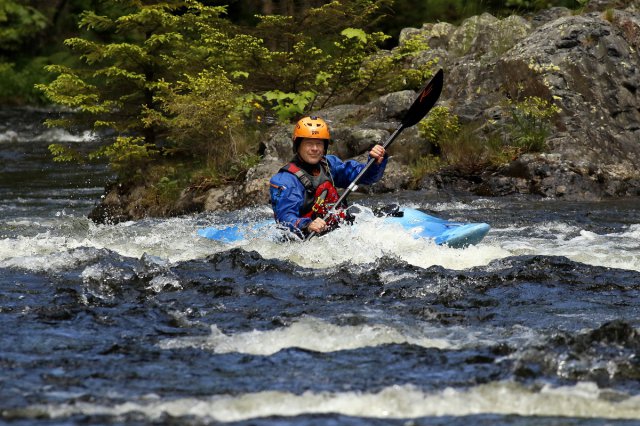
[
  {"left": 307, "top": 217, "right": 328, "bottom": 233},
  {"left": 369, "top": 144, "right": 386, "bottom": 164}
]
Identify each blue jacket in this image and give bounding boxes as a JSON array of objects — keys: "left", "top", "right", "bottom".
[{"left": 269, "top": 154, "right": 388, "bottom": 234}]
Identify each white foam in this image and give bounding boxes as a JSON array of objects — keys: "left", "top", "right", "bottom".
[
  {"left": 1, "top": 205, "right": 509, "bottom": 272},
  {"left": 246, "top": 212, "right": 509, "bottom": 270},
  {"left": 0, "top": 216, "right": 220, "bottom": 270},
  {"left": 421, "top": 198, "right": 499, "bottom": 213},
  {"left": 158, "top": 316, "right": 454, "bottom": 355},
  {"left": 0, "top": 235, "right": 104, "bottom": 271},
  {"left": 36, "top": 381, "right": 640, "bottom": 422},
  {"left": 146, "top": 275, "right": 182, "bottom": 293},
  {"left": 497, "top": 222, "right": 640, "bottom": 271},
  {"left": 1, "top": 205, "right": 638, "bottom": 273},
  {"left": 0, "top": 128, "right": 96, "bottom": 143},
  {"left": 0, "top": 129, "right": 19, "bottom": 142},
  {"left": 157, "top": 316, "right": 535, "bottom": 356}
]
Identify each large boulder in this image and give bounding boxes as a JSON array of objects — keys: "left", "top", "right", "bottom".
[
  {"left": 397, "top": 4, "right": 640, "bottom": 199},
  {"left": 499, "top": 10, "right": 640, "bottom": 174}
]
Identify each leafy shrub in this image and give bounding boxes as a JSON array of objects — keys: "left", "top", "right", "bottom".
[
  {"left": 143, "top": 69, "right": 243, "bottom": 163},
  {"left": 37, "top": 0, "right": 437, "bottom": 185},
  {"left": 0, "top": 1, "right": 47, "bottom": 53},
  {"left": 417, "top": 106, "right": 461, "bottom": 145},
  {"left": 88, "top": 136, "right": 159, "bottom": 179},
  {"left": 37, "top": 1, "right": 240, "bottom": 177},
  {"left": 501, "top": 96, "right": 561, "bottom": 153},
  {"left": 0, "top": 59, "right": 51, "bottom": 104},
  {"left": 412, "top": 97, "right": 560, "bottom": 180}
]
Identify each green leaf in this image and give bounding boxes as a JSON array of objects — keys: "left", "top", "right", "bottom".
[
  {"left": 341, "top": 28, "right": 367, "bottom": 42},
  {"left": 231, "top": 71, "right": 249, "bottom": 79},
  {"left": 48, "top": 144, "right": 83, "bottom": 163}
]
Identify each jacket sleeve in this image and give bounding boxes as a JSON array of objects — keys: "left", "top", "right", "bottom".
[
  {"left": 269, "top": 172, "right": 311, "bottom": 235},
  {"left": 326, "top": 154, "right": 388, "bottom": 188}
]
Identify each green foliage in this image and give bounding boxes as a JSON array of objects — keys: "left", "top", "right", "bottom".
[
  {"left": 155, "top": 175, "right": 182, "bottom": 206},
  {"left": 226, "top": 153, "right": 262, "bottom": 181},
  {"left": 417, "top": 106, "right": 461, "bottom": 144},
  {"left": 437, "top": 122, "right": 490, "bottom": 169},
  {"left": 0, "top": 0, "right": 65, "bottom": 104},
  {"left": 36, "top": 0, "right": 245, "bottom": 178},
  {"left": 410, "top": 155, "right": 443, "bottom": 182},
  {"left": 0, "top": 1, "right": 47, "bottom": 53},
  {"left": 340, "top": 27, "right": 436, "bottom": 102},
  {"left": 262, "top": 90, "right": 316, "bottom": 121},
  {"left": 412, "top": 106, "right": 464, "bottom": 179},
  {"left": 0, "top": 59, "right": 51, "bottom": 104},
  {"left": 317, "top": 27, "right": 391, "bottom": 107},
  {"left": 234, "top": 1, "right": 435, "bottom": 117},
  {"left": 88, "top": 136, "right": 159, "bottom": 177},
  {"left": 411, "top": 98, "right": 560, "bottom": 180},
  {"left": 414, "top": 114, "right": 498, "bottom": 180},
  {"left": 501, "top": 96, "right": 561, "bottom": 153},
  {"left": 37, "top": 0, "right": 435, "bottom": 178},
  {"left": 144, "top": 68, "right": 243, "bottom": 163},
  {"left": 239, "top": 3, "right": 384, "bottom": 109},
  {"left": 48, "top": 143, "right": 85, "bottom": 163},
  {"left": 603, "top": 8, "right": 615, "bottom": 23}
]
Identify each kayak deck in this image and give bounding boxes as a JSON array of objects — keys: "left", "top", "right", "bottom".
[
  {"left": 198, "top": 207, "right": 490, "bottom": 248},
  {"left": 397, "top": 208, "right": 490, "bottom": 247}
]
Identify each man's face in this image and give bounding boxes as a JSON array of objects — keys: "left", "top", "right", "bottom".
[{"left": 298, "top": 138, "right": 325, "bottom": 164}]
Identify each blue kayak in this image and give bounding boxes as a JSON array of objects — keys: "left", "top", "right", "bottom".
[{"left": 198, "top": 207, "right": 490, "bottom": 248}]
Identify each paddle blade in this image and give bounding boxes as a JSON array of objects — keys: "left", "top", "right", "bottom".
[{"left": 401, "top": 68, "right": 444, "bottom": 128}]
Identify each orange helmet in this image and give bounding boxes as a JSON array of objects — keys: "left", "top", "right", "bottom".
[{"left": 292, "top": 116, "right": 331, "bottom": 153}]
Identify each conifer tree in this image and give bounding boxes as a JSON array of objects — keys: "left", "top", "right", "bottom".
[
  {"left": 37, "top": 0, "right": 240, "bottom": 174},
  {"left": 37, "top": 0, "right": 434, "bottom": 182}
]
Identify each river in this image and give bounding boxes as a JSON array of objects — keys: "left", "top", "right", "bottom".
[{"left": 1, "top": 108, "right": 640, "bottom": 425}]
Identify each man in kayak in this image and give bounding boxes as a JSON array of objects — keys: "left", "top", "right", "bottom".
[{"left": 269, "top": 116, "right": 388, "bottom": 237}]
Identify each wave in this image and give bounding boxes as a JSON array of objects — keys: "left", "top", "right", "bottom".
[
  {"left": 1, "top": 204, "right": 638, "bottom": 272},
  {"left": 26, "top": 382, "right": 640, "bottom": 423},
  {"left": 0, "top": 128, "right": 96, "bottom": 143}
]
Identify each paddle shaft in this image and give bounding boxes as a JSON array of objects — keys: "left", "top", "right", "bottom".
[
  {"left": 328, "top": 125, "right": 402, "bottom": 213},
  {"left": 303, "top": 69, "right": 444, "bottom": 241},
  {"left": 304, "top": 124, "right": 404, "bottom": 241}
]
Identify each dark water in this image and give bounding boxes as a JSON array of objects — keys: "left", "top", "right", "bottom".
[
  {"left": 1, "top": 109, "right": 640, "bottom": 425},
  {"left": 0, "top": 108, "right": 110, "bottom": 220}
]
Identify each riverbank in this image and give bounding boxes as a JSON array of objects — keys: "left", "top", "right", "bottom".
[{"left": 83, "top": 2, "right": 640, "bottom": 224}]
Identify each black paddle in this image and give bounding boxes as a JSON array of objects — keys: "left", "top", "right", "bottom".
[{"left": 305, "top": 68, "right": 445, "bottom": 241}]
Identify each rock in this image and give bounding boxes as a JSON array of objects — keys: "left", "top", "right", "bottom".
[
  {"left": 501, "top": 11, "right": 640, "bottom": 170},
  {"left": 584, "top": 0, "right": 640, "bottom": 12},
  {"left": 203, "top": 186, "right": 239, "bottom": 211},
  {"left": 362, "top": 161, "right": 413, "bottom": 193},
  {"left": 403, "top": 7, "right": 640, "bottom": 200},
  {"left": 342, "top": 128, "right": 388, "bottom": 158},
  {"left": 401, "top": 22, "right": 456, "bottom": 49},
  {"left": 476, "top": 175, "right": 521, "bottom": 197},
  {"left": 529, "top": 7, "right": 573, "bottom": 28},
  {"left": 88, "top": 184, "right": 130, "bottom": 224},
  {"left": 377, "top": 90, "right": 417, "bottom": 120}
]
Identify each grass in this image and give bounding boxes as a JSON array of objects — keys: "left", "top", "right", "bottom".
[{"left": 409, "top": 97, "right": 560, "bottom": 182}]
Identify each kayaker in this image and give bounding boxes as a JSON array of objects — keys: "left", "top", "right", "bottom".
[{"left": 269, "top": 116, "right": 388, "bottom": 237}]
